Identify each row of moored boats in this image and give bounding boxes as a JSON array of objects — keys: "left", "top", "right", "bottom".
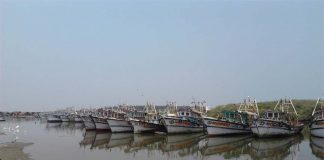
[{"left": 47, "top": 97, "right": 324, "bottom": 138}]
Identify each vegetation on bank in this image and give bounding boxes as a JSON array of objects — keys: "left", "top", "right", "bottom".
[{"left": 208, "top": 99, "right": 317, "bottom": 120}]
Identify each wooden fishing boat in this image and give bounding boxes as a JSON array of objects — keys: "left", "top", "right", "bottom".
[
  {"left": 91, "top": 115, "right": 110, "bottom": 131},
  {"left": 203, "top": 97, "right": 258, "bottom": 135},
  {"left": 130, "top": 102, "right": 159, "bottom": 133},
  {"left": 60, "top": 115, "right": 70, "bottom": 122},
  {"left": 81, "top": 115, "right": 96, "bottom": 130},
  {"left": 310, "top": 98, "right": 324, "bottom": 137},
  {"left": 107, "top": 105, "right": 133, "bottom": 133},
  {"left": 251, "top": 99, "right": 304, "bottom": 137},
  {"left": 161, "top": 101, "right": 206, "bottom": 134}
]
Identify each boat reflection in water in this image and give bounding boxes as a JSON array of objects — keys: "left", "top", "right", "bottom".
[
  {"left": 249, "top": 134, "right": 302, "bottom": 160},
  {"left": 91, "top": 132, "right": 111, "bottom": 150},
  {"left": 79, "top": 131, "right": 306, "bottom": 159},
  {"left": 106, "top": 133, "right": 133, "bottom": 149},
  {"left": 310, "top": 136, "right": 324, "bottom": 158},
  {"left": 79, "top": 131, "right": 96, "bottom": 148},
  {"left": 46, "top": 122, "right": 62, "bottom": 130},
  {"left": 79, "top": 131, "right": 205, "bottom": 159},
  {"left": 199, "top": 135, "right": 252, "bottom": 158},
  {"left": 159, "top": 133, "right": 205, "bottom": 158},
  {"left": 125, "top": 134, "right": 164, "bottom": 153}
]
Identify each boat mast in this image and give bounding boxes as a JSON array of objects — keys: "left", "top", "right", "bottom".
[
  {"left": 274, "top": 99, "right": 298, "bottom": 116},
  {"left": 238, "top": 96, "right": 259, "bottom": 115}
]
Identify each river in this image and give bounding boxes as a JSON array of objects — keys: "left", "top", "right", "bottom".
[{"left": 0, "top": 118, "right": 321, "bottom": 160}]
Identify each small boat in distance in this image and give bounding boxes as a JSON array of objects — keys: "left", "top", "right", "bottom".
[
  {"left": 251, "top": 99, "right": 304, "bottom": 137},
  {"left": 203, "top": 97, "right": 258, "bottom": 135},
  {"left": 310, "top": 98, "right": 324, "bottom": 137}
]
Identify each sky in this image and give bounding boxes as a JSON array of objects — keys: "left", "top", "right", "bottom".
[{"left": 0, "top": 0, "right": 323, "bottom": 111}]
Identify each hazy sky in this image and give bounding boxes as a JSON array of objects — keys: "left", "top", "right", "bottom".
[{"left": 0, "top": 0, "right": 323, "bottom": 111}]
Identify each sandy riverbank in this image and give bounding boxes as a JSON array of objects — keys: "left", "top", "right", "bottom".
[{"left": 0, "top": 142, "right": 33, "bottom": 160}]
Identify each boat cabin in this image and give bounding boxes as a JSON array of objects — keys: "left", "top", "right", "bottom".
[
  {"left": 178, "top": 110, "right": 191, "bottom": 117},
  {"left": 262, "top": 110, "right": 283, "bottom": 121},
  {"left": 221, "top": 111, "right": 248, "bottom": 124},
  {"left": 127, "top": 111, "right": 146, "bottom": 121}
]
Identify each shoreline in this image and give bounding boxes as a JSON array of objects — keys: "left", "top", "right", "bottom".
[{"left": 0, "top": 142, "right": 33, "bottom": 160}]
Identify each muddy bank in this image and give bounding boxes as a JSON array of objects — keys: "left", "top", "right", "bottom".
[{"left": 0, "top": 142, "right": 33, "bottom": 160}]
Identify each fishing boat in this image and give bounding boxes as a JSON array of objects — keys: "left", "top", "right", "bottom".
[
  {"left": 91, "top": 112, "right": 110, "bottom": 131},
  {"left": 60, "top": 115, "right": 70, "bottom": 122},
  {"left": 251, "top": 99, "right": 304, "bottom": 137},
  {"left": 47, "top": 114, "right": 62, "bottom": 123},
  {"left": 203, "top": 97, "right": 258, "bottom": 135},
  {"left": 81, "top": 115, "right": 96, "bottom": 130},
  {"left": 72, "top": 114, "right": 83, "bottom": 123},
  {"left": 310, "top": 98, "right": 324, "bottom": 137},
  {"left": 130, "top": 102, "right": 159, "bottom": 133},
  {"left": 161, "top": 101, "right": 206, "bottom": 134},
  {"left": 107, "top": 105, "right": 133, "bottom": 133}
]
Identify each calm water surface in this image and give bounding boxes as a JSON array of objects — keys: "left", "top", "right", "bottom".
[{"left": 0, "top": 119, "right": 322, "bottom": 160}]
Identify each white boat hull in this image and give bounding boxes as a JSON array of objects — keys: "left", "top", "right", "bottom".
[
  {"left": 107, "top": 119, "right": 133, "bottom": 133},
  {"left": 251, "top": 119, "right": 303, "bottom": 137},
  {"left": 84, "top": 121, "right": 96, "bottom": 130},
  {"left": 74, "top": 117, "right": 83, "bottom": 123},
  {"left": 81, "top": 116, "right": 96, "bottom": 130},
  {"left": 206, "top": 126, "right": 251, "bottom": 135},
  {"left": 95, "top": 122, "right": 110, "bottom": 131},
  {"left": 0, "top": 117, "right": 5, "bottom": 121},
  {"left": 162, "top": 117, "right": 204, "bottom": 134},
  {"left": 130, "top": 121, "right": 156, "bottom": 133},
  {"left": 203, "top": 117, "right": 251, "bottom": 135},
  {"left": 60, "top": 116, "right": 70, "bottom": 122},
  {"left": 310, "top": 120, "right": 324, "bottom": 137},
  {"left": 47, "top": 116, "right": 62, "bottom": 123},
  {"left": 92, "top": 117, "right": 110, "bottom": 131}
]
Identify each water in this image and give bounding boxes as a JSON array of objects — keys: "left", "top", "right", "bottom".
[{"left": 0, "top": 119, "right": 321, "bottom": 160}]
